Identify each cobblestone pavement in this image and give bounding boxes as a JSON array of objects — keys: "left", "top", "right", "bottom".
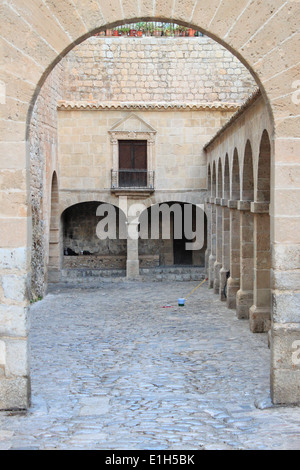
[{"left": 1, "top": 280, "right": 300, "bottom": 450}]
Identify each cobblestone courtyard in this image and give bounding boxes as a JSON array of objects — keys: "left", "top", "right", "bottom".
[{"left": 1, "top": 280, "right": 300, "bottom": 450}]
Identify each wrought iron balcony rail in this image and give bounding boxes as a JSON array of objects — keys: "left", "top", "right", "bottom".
[{"left": 111, "top": 169, "right": 155, "bottom": 190}]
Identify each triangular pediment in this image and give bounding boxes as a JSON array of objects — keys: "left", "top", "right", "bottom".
[{"left": 109, "top": 113, "right": 157, "bottom": 134}]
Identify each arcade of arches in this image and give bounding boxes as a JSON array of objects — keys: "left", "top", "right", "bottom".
[{"left": 1, "top": 0, "right": 300, "bottom": 410}]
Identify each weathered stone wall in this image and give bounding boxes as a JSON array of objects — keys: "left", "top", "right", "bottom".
[
  {"left": 61, "top": 36, "right": 257, "bottom": 104},
  {"left": 29, "top": 64, "right": 63, "bottom": 299},
  {"left": 57, "top": 107, "right": 235, "bottom": 193}
]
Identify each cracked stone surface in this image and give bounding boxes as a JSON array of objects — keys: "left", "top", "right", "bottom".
[{"left": 0, "top": 280, "right": 300, "bottom": 450}]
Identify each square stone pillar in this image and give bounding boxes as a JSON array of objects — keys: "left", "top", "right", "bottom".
[
  {"left": 213, "top": 199, "right": 222, "bottom": 294},
  {"left": 208, "top": 198, "right": 216, "bottom": 289},
  {"left": 219, "top": 201, "right": 230, "bottom": 301},
  {"left": 226, "top": 200, "right": 240, "bottom": 310},
  {"left": 236, "top": 201, "right": 254, "bottom": 320},
  {"left": 204, "top": 199, "right": 211, "bottom": 279},
  {"left": 249, "top": 203, "right": 271, "bottom": 333},
  {"left": 271, "top": 244, "right": 300, "bottom": 404},
  {"left": 126, "top": 220, "right": 140, "bottom": 279}
]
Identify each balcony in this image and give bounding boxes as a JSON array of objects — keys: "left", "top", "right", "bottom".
[{"left": 111, "top": 169, "right": 155, "bottom": 197}]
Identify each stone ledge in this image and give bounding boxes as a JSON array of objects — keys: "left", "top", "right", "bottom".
[
  {"left": 57, "top": 100, "right": 241, "bottom": 112},
  {"left": 237, "top": 200, "right": 251, "bottom": 211},
  {"left": 250, "top": 202, "right": 270, "bottom": 214},
  {"left": 227, "top": 200, "right": 238, "bottom": 209}
]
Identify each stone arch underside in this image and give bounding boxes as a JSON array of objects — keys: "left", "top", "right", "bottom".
[{"left": 1, "top": 0, "right": 300, "bottom": 409}]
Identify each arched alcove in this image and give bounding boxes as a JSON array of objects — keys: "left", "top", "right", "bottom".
[
  {"left": 242, "top": 140, "right": 254, "bottom": 202},
  {"left": 138, "top": 201, "right": 207, "bottom": 268},
  {"left": 223, "top": 154, "right": 230, "bottom": 200},
  {"left": 61, "top": 201, "right": 127, "bottom": 273},
  {"left": 227, "top": 149, "right": 241, "bottom": 309},
  {"left": 257, "top": 130, "right": 271, "bottom": 203},
  {"left": 250, "top": 130, "right": 272, "bottom": 333},
  {"left": 48, "top": 172, "right": 60, "bottom": 284},
  {"left": 237, "top": 140, "right": 255, "bottom": 321},
  {"left": 231, "top": 149, "right": 240, "bottom": 201}
]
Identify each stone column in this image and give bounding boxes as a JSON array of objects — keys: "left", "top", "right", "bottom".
[
  {"left": 249, "top": 202, "right": 271, "bottom": 333},
  {"left": 219, "top": 200, "right": 230, "bottom": 301},
  {"left": 161, "top": 210, "right": 173, "bottom": 265},
  {"left": 226, "top": 200, "right": 240, "bottom": 309},
  {"left": 213, "top": 198, "right": 222, "bottom": 294},
  {"left": 126, "top": 217, "right": 140, "bottom": 278},
  {"left": 236, "top": 201, "right": 254, "bottom": 320},
  {"left": 208, "top": 198, "right": 216, "bottom": 289},
  {"left": 204, "top": 198, "right": 211, "bottom": 278}
]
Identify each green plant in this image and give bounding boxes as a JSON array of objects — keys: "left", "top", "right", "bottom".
[{"left": 30, "top": 296, "right": 43, "bottom": 304}]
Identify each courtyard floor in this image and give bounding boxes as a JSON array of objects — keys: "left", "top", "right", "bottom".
[{"left": 0, "top": 280, "right": 300, "bottom": 450}]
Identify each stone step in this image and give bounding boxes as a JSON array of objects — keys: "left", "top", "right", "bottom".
[
  {"left": 58, "top": 266, "right": 206, "bottom": 284},
  {"left": 140, "top": 266, "right": 206, "bottom": 281},
  {"left": 61, "top": 268, "right": 126, "bottom": 280}
]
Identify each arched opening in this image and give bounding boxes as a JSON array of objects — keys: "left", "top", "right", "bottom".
[
  {"left": 237, "top": 141, "right": 254, "bottom": 320},
  {"left": 257, "top": 130, "right": 271, "bottom": 203},
  {"left": 227, "top": 149, "right": 241, "bottom": 309},
  {"left": 223, "top": 155, "right": 230, "bottom": 200},
  {"left": 207, "top": 164, "right": 212, "bottom": 195},
  {"left": 11, "top": 7, "right": 288, "bottom": 412},
  {"left": 231, "top": 149, "right": 240, "bottom": 201},
  {"left": 212, "top": 161, "right": 216, "bottom": 198},
  {"left": 250, "top": 130, "right": 272, "bottom": 333},
  {"left": 48, "top": 172, "right": 60, "bottom": 284},
  {"left": 205, "top": 164, "right": 212, "bottom": 276},
  {"left": 61, "top": 201, "right": 127, "bottom": 278},
  {"left": 217, "top": 158, "right": 223, "bottom": 199},
  {"left": 138, "top": 201, "right": 207, "bottom": 275},
  {"left": 208, "top": 161, "right": 217, "bottom": 288},
  {"left": 0, "top": 0, "right": 294, "bottom": 413},
  {"left": 242, "top": 140, "right": 254, "bottom": 201},
  {"left": 219, "top": 155, "right": 230, "bottom": 301},
  {"left": 214, "top": 159, "right": 223, "bottom": 293}
]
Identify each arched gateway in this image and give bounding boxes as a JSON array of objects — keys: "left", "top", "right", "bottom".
[{"left": 1, "top": 0, "right": 300, "bottom": 409}]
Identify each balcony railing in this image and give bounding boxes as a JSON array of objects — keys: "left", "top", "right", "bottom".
[{"left": 111, "top": 169, "right": 155, "bottom": 191}]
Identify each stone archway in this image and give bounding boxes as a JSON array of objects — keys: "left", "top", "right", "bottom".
[
  {"left": 227, "top": 149, "right": 241, "bottom": 310},
  {"left": 219, "top": 154, "right": 230, "bottom": 301},
  {"left": 1, "top": 0, "right": 300, "bottom": 408},
  {"left": 47, "top": 171, "right": 60, "bottom": 284},
  {"left": 61, "top": 201, "right": 127, "bottom": 276},
  {"left": 236, "top": 140, "right": 255, "bottom": 320},
  {"left": 250, "top": 130, "right": 272, "bottom": 333},
  {"left": 138, "top": 200, "right": 207, "bottom": 270}
]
